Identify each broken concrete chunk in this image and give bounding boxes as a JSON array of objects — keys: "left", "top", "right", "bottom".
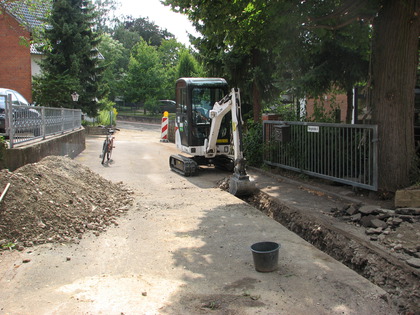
[
  {"left": 350, "top": 213, "right": 362, "bottom": 222},
  {"left": 387, "top": 217, "right": 403, "bottom": 227},
  {"left": 359, "top": 205, "right": 380, "bottom": 215},
  {"left": 366, "top": 227, "right": 383, "bottom": 235},
  {"left": 346, "top": 205, "right": 358, "bottom": 216},
  {"left": 360, "top": 214, "right": 377, "bottom": 227},
  {"left": 370, "top": 219, "right": 388, "bottom": 229},
  {"left": 406, "top": 258, "right": 420, "bottom": 269}
]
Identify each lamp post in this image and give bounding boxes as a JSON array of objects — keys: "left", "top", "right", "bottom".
[
  {"left": 71, "top": 92, "right": 79, "bottom": 102},
  {"left": 71, "top": 92, "right": 80, "bottom": 121}
]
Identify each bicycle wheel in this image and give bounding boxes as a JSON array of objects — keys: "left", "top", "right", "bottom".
[
  {"left": 101, "top": 138, "right": 108, "bottom": 164},
  {"left": 107, "top": 139, "right": 113, "bottom": 161}
]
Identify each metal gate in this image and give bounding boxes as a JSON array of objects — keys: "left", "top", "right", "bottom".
[{"left": 263, "top": 121, "right": 378, "bottom": 191}]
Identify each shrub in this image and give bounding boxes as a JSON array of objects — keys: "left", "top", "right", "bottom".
[{"left": 243, "top": 120, "right": 264, "bottom": 167}]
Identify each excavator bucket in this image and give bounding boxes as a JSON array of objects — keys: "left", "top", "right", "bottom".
[{"left": 229, "top": 173, "right": 256, "bottom": 197}]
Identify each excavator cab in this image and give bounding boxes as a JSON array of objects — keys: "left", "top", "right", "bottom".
[{"left": 173, "top": 78, "right": 232, "bottom": 167}]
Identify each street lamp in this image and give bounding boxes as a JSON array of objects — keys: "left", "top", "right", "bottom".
[{"left": 71, "top": 92, "right": 79, "bottom": 102}]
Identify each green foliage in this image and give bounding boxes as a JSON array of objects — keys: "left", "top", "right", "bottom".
[
  {"left": 164, "top": 0, "right": 375, "bottom": 122},
  {"left": 1, "top": 242, "right": 16, "bottom": 250},
  {"left": 112, "top": 26, "right": 141, "bottom": 52},
  {"left": 34, "top": 0, "right": 104, "bottom": 116},
  {"left": 33, "top": 72, "right": 80, "bottom": 107},
  {"left": 97, "top": 107, "right": 117, "bottom": 126},
  {"left": 97, "top": 33, "right": 128, "bottom": 101},
  {"left": 98, "top": 97, "right": 116, "bottom": 111},
  {"left": 92, "top": 0, "right": 118, "bottom": 33},
  {"left": 263, "top": 96, "right": 301, "bottom": 122},
  {"left": 177, "top": 49, "right": 203, "bottom": 78},
  {"left": 113, "top": 16, "right": 174, "bottom": 50},
  {"left": 158, "top": 39, "right": 185, "bottom": 99},
  {"left": 144, "top": 97, "right": 159, "bottom": 114},
  {"left": 124, "top": 39, "right": 165, "bottom": 106},
  {"left": 243, "top": 121, "right": 264, "bottom": 167},
  {"left": 163, "top": 0, "right": 290, "bottom": 120}
]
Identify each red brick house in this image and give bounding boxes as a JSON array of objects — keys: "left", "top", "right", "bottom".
[
  {"left": 0, "top": 1, "right": 47, "bottom": 103},
  {"left": 305, "top": 93, "right": 349, "bottom": 123}
]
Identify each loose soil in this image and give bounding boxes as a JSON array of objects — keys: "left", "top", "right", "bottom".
[{"left": 0, "top": 156, "right": 134, "bottom": 250}]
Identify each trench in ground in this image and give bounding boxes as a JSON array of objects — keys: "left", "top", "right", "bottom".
[{"left": 240, "top": 190, "right": 419, "bottom": 314}]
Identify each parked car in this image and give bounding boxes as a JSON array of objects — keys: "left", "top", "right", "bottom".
[
  {"left": 0, "top": 88, "right": 40, "bottom": 135},
  {"left": 158, "top": 100, "right": 176, "bottom": 114}
]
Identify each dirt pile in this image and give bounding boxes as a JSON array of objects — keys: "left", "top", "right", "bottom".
[{"left": 0, "top": 156, "right": 134, "bottom": 250}]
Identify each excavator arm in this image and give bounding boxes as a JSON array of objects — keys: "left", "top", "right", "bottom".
[{"left": 205, "top": 88, "right": 254, "bottom": 196}]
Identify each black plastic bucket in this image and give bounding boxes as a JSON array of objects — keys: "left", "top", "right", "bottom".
[{"left": 250, "top": 241, "right": 280, "bottom": 272}]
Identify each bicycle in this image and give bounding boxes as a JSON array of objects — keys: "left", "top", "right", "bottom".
[{"left": 100, "top": 126, "right": 119, "bottom": 164}]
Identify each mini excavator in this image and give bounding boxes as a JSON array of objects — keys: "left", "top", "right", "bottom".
[{"left": 169, "top": 77, "right": 255, "bottom": 196}]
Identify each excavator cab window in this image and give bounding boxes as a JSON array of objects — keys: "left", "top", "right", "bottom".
[
  {"left": 190, "top": 87, "right": 229, "bottom": 144},
  {"left": 175, "top": 78, "right": 230, "bottom": 147},
  {"left": 192, "top": 87, "right": 224, "bottom": 125}
]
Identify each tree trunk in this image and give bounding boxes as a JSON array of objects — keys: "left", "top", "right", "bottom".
[{"left": 371, "top": 0, "right": 420, "bottom": 191}]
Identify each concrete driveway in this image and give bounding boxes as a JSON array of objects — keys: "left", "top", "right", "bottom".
[{"left": 0, "top": 122, "right": 397, "bottom": 314}]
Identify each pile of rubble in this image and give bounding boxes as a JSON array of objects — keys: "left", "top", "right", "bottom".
[
  {"left": 331, "top": 204, "right": 420, "bottom": 268},
  {"left": 0, "top": 156, "right": 134, "bottom": 250}
]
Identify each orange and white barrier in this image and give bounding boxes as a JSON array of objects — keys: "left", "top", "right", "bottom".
[{"left": 160, "top": 111, "right": 169, "bottom": 142}]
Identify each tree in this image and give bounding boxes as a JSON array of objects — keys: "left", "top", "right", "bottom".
[
  {"left": 97, "top": 33, "right": 127, "bottom": 102},
  {"left": 370, "top": 0, "right": 419, "bottom": 191},
  {"left": 108, "top": 17, "right": 188, "bottom": 106},
  {"left": 124, "top": 39, "right": 165, "bottom": 112},
  {"left": 113, "top": 16, "right": 174, "bottom": 49},
  {"left": 92, "top": 0, "right": 118, "bottom": 33},
  {"left": 176, "top": 49, "right": 203, "bottom": 78},
  {"left": 158, "top": 39, "right": 185, "bottom": 99},
  {"left": 33, "top": 0, "right": 104, "bottom": 116}
]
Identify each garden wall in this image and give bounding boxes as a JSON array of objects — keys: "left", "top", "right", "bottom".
[{"left": 0, "top": 128, "right": 86, "bottom": 171}]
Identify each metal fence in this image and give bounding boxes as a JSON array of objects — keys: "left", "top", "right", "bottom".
[
  {"left": 4, "top": 95, "right": 82, "bottom": 148},
  {"left": 263, "top": 121, "right": 378, "bottom": 191}
]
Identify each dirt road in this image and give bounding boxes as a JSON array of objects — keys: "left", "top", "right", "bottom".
[{"left": 0, "top": 123, "right": 397, "bottom": 314}]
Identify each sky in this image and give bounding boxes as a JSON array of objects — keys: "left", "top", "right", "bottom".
[{"left": 115, "top": 0, "right": 199, "bottom": 46}]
